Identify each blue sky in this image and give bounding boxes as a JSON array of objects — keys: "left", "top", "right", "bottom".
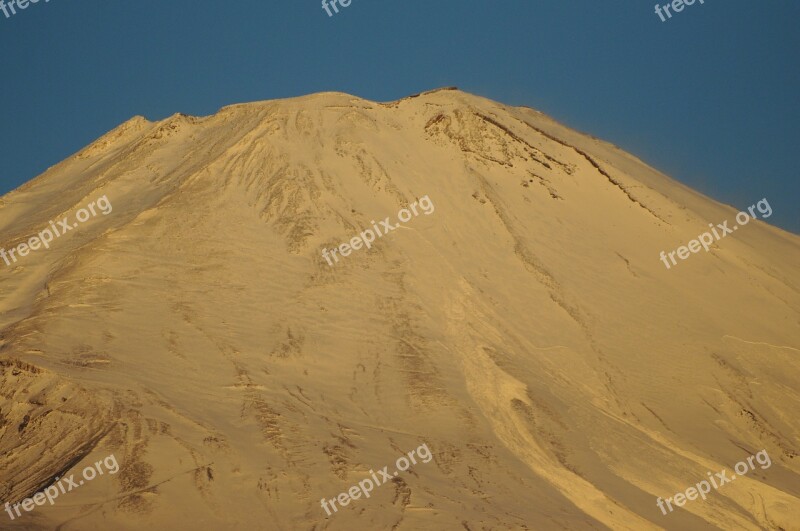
[{"left": 0, "top": 0, "right": 797, "bottom": 232}]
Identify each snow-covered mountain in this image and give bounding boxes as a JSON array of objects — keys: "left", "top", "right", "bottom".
[{"left": 1, "top": 88, "right": 798, "bottom": 530}]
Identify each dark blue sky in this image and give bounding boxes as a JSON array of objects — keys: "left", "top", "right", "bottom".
[{"left": 1, "top": 0, "right": 797, "bottom": 232}]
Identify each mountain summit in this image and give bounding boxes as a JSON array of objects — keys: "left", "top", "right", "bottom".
[{"left": 1, "top": 88, "right": 798, "bottom": 530}]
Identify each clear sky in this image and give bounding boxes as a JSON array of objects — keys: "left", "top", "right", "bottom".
[{"left": 0, "top": 0, "right": 797, "bottom": 232}]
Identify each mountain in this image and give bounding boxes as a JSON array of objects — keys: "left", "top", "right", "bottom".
[{"left": 1, "top": 88, "right": 798, "bottom": 530}]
